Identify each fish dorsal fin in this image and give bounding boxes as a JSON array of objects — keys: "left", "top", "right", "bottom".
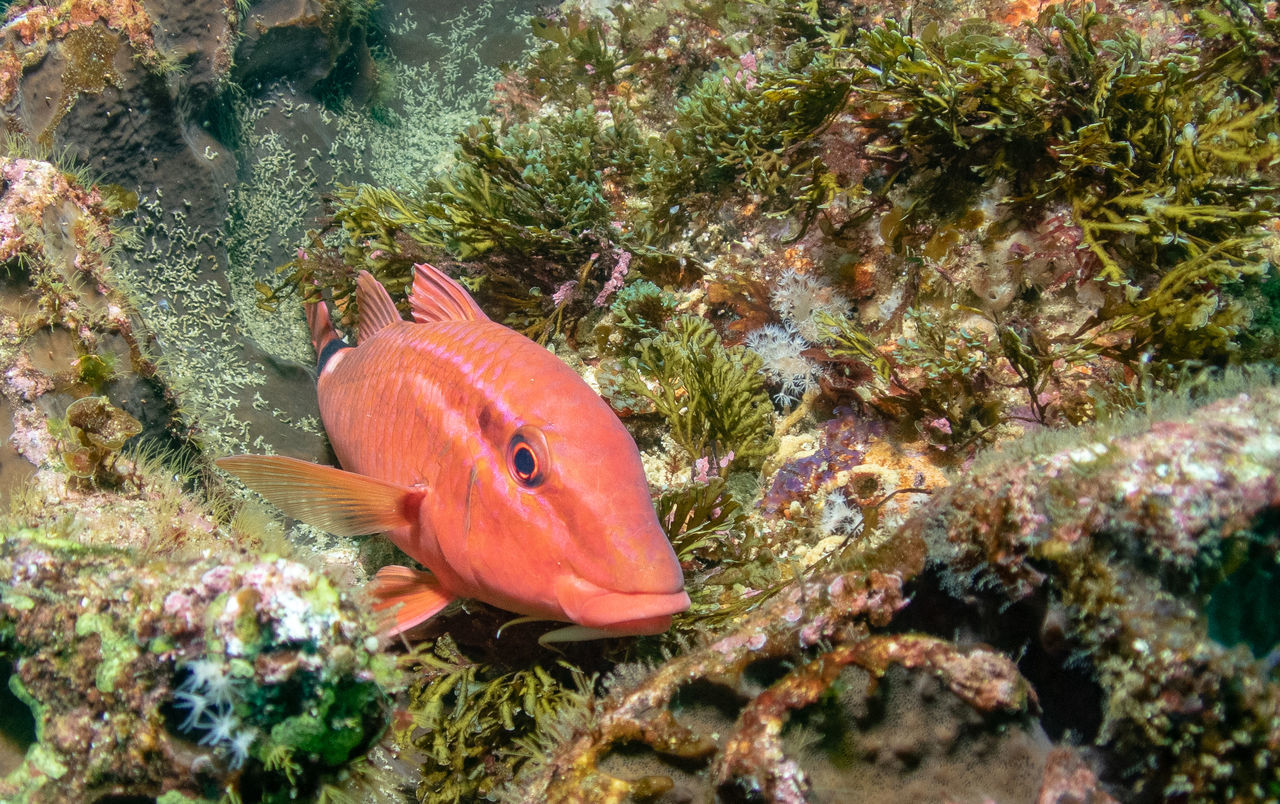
[
  {"left": 409, "top": 263, "right": 489, "bottom": 323},
  {"left": 370, "top": 565, "right": 455, "bottom": 636},
  {"left": 217, "top": 455, "right": 420, "bottom": 537},
  {"left": 356, "top": 271, "right": 403, "bottom": 343}
]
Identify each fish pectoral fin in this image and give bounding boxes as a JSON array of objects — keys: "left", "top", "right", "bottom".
[
  {"left": 370, "top": 565, "right": 455, "bottom": 636},
  {"left": 305, "top": 299, "right": 340, "bottom": 357},
  {"left": 217, "top": 455, "right": 420, "bottom": 537},
  {"left": 408, "top": 262, "right": 490, "bottom": 323}
]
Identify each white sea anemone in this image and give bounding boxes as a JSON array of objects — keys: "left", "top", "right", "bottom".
[
  {"left": 180, "top": 658, "right": 224, "bottom": 693},
  {"left": 174, "top": 689, "right": 215, "bottom": 732},
  {"left": 180, "top": 658, "right": 238, "bottom": 706},
  {"left": 228, "top": 728, "right": 258, "bottom": 769},
  {"left": 199, "top": 705, "right": 240, "bottom": 748},
  {"left": 745, "top": 322, "right": 821, "bottom": 406},
  {"left": 771, "top": 271, "right": 850, "bottom": 342},
  {"left": 818, "top": 489, "right": 863, "bottom": 536}
]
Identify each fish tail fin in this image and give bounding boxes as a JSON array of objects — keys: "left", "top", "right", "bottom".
[
  {"left": 306, "top": 299, "right": 341, "bottom": 357},
  {"left": 370, "top": 565, "right": 455, "bottom": 636}
]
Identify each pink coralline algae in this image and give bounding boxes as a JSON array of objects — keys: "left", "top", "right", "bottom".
[
  {"left": 593, "top": 250, "right": 631, "bottom": 306},
  {"left": 551, "top": 279, "right": 578, "bottom": 306}
]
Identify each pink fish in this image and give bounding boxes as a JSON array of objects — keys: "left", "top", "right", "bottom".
[
  {"left": 217, "top": 267, "right": 691, "bottom": 642},
  {"left": 218, "top": 264, "right": 689, "bottom": 642}
]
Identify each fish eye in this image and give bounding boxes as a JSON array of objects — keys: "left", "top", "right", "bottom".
[
  {"left": 513, "top": 443, "right": 537, "bottom": 479},
  {"left": 508, "top": 426, "right": 549, "bottom": 487}
]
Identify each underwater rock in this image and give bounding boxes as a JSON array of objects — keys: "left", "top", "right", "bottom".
[
  {"left": 0, "top": 0, "right": 236, "bottom": 197},
  {"left": 0, "top": 156, "right": 399, "bottom": 803},
  {"left": 0, "top": 0, "right": 392, "bottom": 465},
  {"left": 514, "top": 568, "right": 910, "bottom": 800},
  {"left": 511, "top": 558, "right": 1103, "bottom": 802},
  {"left": 0, "top": 157, "right": 177, "bottom": 502},
  {"left": 0, "top": 526, "right": 393, "bottom": 803},
  {"left": 233, "top": 0, "right": 372, "bottom": 97},
  {"left": 902, "top": 380, "right": 1280, "bottom": 800}
]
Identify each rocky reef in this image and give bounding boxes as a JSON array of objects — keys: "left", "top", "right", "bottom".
[
  {"left": 0, "top": 0, "right": 1276, "bottom": 802},
  {"left": 0, "top": 530, "right": 395, "bottom": 802}
]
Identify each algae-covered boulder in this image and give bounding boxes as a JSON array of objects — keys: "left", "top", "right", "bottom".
[
  {"left": 901, "top": 381, "right": 1280, "bottom": 801},
  {"left": 0, "top": 527, "right": 397, "bottom": 803}
]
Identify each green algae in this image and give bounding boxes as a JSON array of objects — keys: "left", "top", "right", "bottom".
[
  {"left": 265, "top": 680, "right": 380, "bottom": 767},
  {"left": 73, "top": 612, "right": 139, "bottom": 694},
  {"left": 858, "top": 3, "right": 1279, "bottom": 370},
  {"left": 267, "top": 2, "right": 852, "bottom": 327},
  {"left": 406, "top": 641, "right": 592, "bottom": 804},
  {"left": 60, "top": 396, "right": 142, "bottom": 483},
  {"left": 607, "top": 279, "right": 676, "bottom": 346},
  {"left": 24, "top": 747, "right": 66, "bottom": 782},
  {"left": 657, "top": 476, "right": 784, "bottom": 639},
  {"left": 624, "top": 315, "right": 775, "bottom": 469}
]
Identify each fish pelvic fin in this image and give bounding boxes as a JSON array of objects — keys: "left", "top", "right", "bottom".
[
  {"left": 409, "top": 263, "right": 490, "bottom": 324},
  {"left": 306, "top": 299, "right": 341, "bottom": 358},
  {"left": 356, "top": 270, "right": 403, "bottom": 343},
  {"left": 370, "top": 565, "right": 455, "bottom": 636},
  {"left": 217, "top": 455, "right": 421, "bottom": 537}
]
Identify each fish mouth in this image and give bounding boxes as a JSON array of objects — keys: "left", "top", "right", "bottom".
[{"left": 554, "top": 575, "right": 690, "bottom": 634}]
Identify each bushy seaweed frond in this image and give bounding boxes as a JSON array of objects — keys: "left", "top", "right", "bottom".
[
  {"left": 657, "top": 477, "right": 784, "bottom": 641},
  {"left": 813, "top": 310, "right": 895, "bottom": 391},
  {"left": 658, "top": 476, "right": 746, "bottom": 560},
  {"left": 1035, "top": 5, "right": 1280, "bottom": 287},
  {"left": 855, "top": 18, "right": 1049, "bottom": 209},
  {"left": 894, "top": 307, "right": 1005, "bottom": 444},
  {"left": 1179, "top": 0, "right": 1280, "bottom": 100},
  {"left": 609, "top": 279, "right": 677, "bottom": 345},
  {"left": 640, "top": 48, "right": 852, "bottom": 240},
  {"left": 407, "top": 643, "right": 592, "bottom": 804},
  {"left": 524, "top": 8, "right": 625, "bottom": 95},
  {"left": 624, "top": 315, "right": 776, "bottom": 469},
  {"left": 854, "top": 3, "right": 1279, "bottom": 375},
  {"left": 420, "top": 109, "right": 647, "bottom": 261}
]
